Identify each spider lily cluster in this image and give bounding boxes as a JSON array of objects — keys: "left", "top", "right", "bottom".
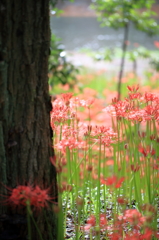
[
  {"left": 3, "top": 86, "right": 159, "bottom": 239},
  {"left": 51, "top": 86, "right": 159, "bottom": 239}
]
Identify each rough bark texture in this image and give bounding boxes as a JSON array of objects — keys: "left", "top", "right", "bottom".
[{"left": 0, "top": 0, "right": 57, "bottom": 239}]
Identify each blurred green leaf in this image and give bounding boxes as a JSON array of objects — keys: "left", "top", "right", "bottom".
[
  {"left": 49, "top": 34, "right": 79, "bottom": 88},
  {"left": 91, "top": 0, "right": 159, "bottom": 35}
]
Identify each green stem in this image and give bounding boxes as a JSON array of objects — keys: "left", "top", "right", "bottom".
[
  {"left": 57, "top": 193, "right": 64, "bottom": 240},
  {"left": 27, "top": 204, "right": 32, "bottom": 240},
  {"left": 97, "top": 137, "right": 102, "bottom": 225},
  {"left": 30, "top": 214, "right": 44, "bottom": 240},
  {"left": 43, "top": 210, "right": 54, "bottom": 240}
]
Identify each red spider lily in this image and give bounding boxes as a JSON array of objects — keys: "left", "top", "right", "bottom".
[
  {"left": 93, "top": 126, "right": 117, "bottom": 138},
  {"left": 124, "top": 232, "right": 141, "bottom": 239},
  {"left": 60, "top": 126, "right": 78, "bottom": 139},
  {"left": 81, "top": 215, "right": 96, "bottom": 232},
  {"left": 128, "top": 92, "right": 141, "bottom": 100},
  {"left": 144, "top": 92, "right": 158, "bottom": 102},
  {"left": 86, "top": 98, "right": 95, "bottom": 108},
  {"left": 55, "top": 137, "right": 85, "bottom": 153},
  {"left": 94, "top": 125, "right": 109, "bottom": 136},
  {"left": 108, "top": 232, "right": 122, "bottom": 240},
  {"left": 102, "top": 106, "right": 116, "bottom": 120},
  {"left": 117, "top": 197, "right": 128, "bottom": 205},
  {"left": 83, "top": 124, "right": 93, "bottom": 137},
  {"left": 8, "top": 185, "right": 33, "bottom": 206},
  {"left": 113, "top": 100, "right": 130, "bottom": 118},
  {"left": 87, "top": 215, "right": 96, "bottom": 226},
  {"left": 138, "top": 145, "right": 155, "bottom": 157},
  {"left": 7, "top": 185, "right": 53, "bottom": 209},
  {"left": 122, "top": 209, "right": 145, "bottom": 226},
  {"left": 50, "top": 104, "right": 69, "bottom": 124},
  {"left": 150, "top": 134, "right": 156, "bottom": 141},
  {"left": 127, "top": 84, "right": 139, "bottom": 93},
  {"left": 99, "top": 214, "right": 107, "bottom": 227},
  {"left": 115, "top": 177, "right": 125, "bottom": 188},
  {"left": 126, "top": 109, "right": 145, "bottom": 122},
  {"left": 78, "top": 98, "right": 95, "bottom": 108},
  {"left": 100, "top": 175, "right": 125, "bottom": 189},
  {"left": 140, "top": 228, "right": 154, "bottom": 240},
  {"left": 153, "top": 163, "right": 159, "bottom": 170},
  {"left": 101, "top": 175, "right": 117, "bottom": 185},
  {"left": 105, "top": 159, "right": 114, "bottom": 166},
  {"left": 81, "top": 214, "right": 107, "bottom": 232},
  {"left": 61, "top": 92, "right": 73, "bottom": 105},
  {"left": 131, "top": 164, "right": 140, "bottom": 172},
  {"left": 51, "top": 94, "right": 78, "bottom": 124},
  {"left": 144, "top": 105, "right": 159, "bottom": 121},
  {"left": 86, "top": 164, "right": 93, "bottom": 172},
  {"left": 92, "top": 126, "right": 117, "bottom": 146},
  {"left": 138, "top": 131, "right": 146, "bottom": 139},
  {"left": 31, "top": 186, "right": 52, "bottom": 208},
  {"left": 112, "top": 97, "right": 118, "bottom": 104}
]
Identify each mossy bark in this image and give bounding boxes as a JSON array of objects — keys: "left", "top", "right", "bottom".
[{"left": 0, "top": 0, "right": 57, "bottom": 239}]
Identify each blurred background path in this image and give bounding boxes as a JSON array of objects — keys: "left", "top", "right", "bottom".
[{"left": 51, "top": 0, "right": 159, "bottom": 77}]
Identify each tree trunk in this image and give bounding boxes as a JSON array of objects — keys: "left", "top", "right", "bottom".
[
  {"left": 0, "top": 0, "right": 57, "bottom": 239},
  {"left": 117, "top": 22, "right": 129, "bottom": 100}
]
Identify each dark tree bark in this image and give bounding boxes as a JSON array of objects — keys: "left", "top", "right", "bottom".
[{"left": 0, "top": 0, "right": 57, "bottom": 239}]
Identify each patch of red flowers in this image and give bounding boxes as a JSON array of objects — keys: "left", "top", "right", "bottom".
[
  {"left": 138, "top": 145, "right": 156, "bottom": 158},
  {"left": 100, "top": 175, "right": 125, "bottom": 189},
  {"left": 7, "top": 185, "right": 53, "bottom": 209},
  {"left": 81, "top": 214, "right": 107, "bottom": 232}
]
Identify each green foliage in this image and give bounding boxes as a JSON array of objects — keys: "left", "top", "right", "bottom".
[
  {"left": 91, "top": 0, "right": 159, "bottom": 35},
  {"left": 50, "top": 0, "right": 74, "bottom": 10},
  {"left": 127, "top": 46, "right": 150, "bottom": 62},
  {"left": 49, "top": 35, "right": 79, "bottom": 88},
  {"left": 50, "top": 0, "right": 58, "bottom": 8},
  {"left": 127, "top": 47, "right": 159, "bottom": 72},
  {"left": 50, "top": 7, "right": 64, "bottom": 16},
  {"left": 101, "top": 48, "right": 114, "bottom": 61}
]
